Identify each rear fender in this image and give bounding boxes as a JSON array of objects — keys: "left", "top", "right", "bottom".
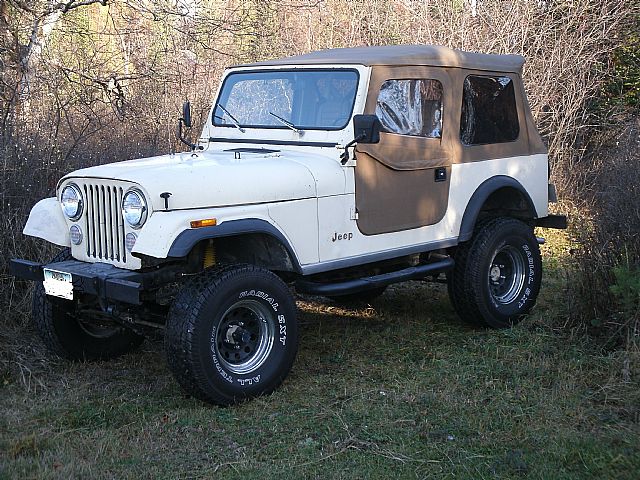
[{"left": 458, "top": 176, "right": 537, "bottom": 242}]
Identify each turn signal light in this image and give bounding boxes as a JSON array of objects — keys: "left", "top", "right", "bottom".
[{"left": 190, "top": 218, "right": 217, "bottom": 228}]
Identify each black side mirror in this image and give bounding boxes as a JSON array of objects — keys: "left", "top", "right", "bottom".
[
  {"left": 182, "top": 101, "right": 192, "bottom": 128},
  {"left": 341, "top": 114, "right": 381, "bottom": 164},
  {"left": 352, "top": 114, "right": 380, "bottom": 144},
  {"left": 177, "top": 100, "right": 198, "bottom": 150}
]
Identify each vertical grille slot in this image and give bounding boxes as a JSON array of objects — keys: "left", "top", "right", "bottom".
[
  {"left": 118, "top": 187, "right": 126, "bottom": 262},
  {"left": 106, "top": 187, "right": 114, "bottom": 260},
  {"left": 80, "top": 182, "right": 126, "bottom": 264},
  {"left": 95, "top": 186, "right": 103, "bottom": 258},
  {"left": 83, "top": 185, "right": 91, "bottom": 257}
]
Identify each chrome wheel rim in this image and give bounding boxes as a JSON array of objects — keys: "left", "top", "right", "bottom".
[
  {"left": 215, "top": 300, "right": 275, "bottom": 375},
  {"left": 488, "top": 245, "right": 526, "bottom": 305}
]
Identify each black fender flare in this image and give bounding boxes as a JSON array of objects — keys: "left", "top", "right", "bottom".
[
  {"left": 167, "top": 218, "right": 302, "bottom": 273},
  {"left": 458, "top": 176, "right": 538, "bottom": 242}
]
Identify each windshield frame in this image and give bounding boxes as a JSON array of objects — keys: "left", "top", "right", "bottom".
[{"left": 212, "top": 68, "right": 361, "bottom": 132}]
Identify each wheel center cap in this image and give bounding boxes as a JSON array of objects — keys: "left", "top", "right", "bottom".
[
  {"left": 225, "top": 325, "right": 242, "bottom": 344},
  {"left": 490, "top": 265, "right": 501, "bottom": 282}
]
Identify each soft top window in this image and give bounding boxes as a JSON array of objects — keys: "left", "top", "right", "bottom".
[
  {"left": 375, "top": 79, "right": 443, "bottom": 138},
  {"left": 213, "top": 69, "right": 359, "bottom": 131},
  {"left": 460, "top": 75, "right": 519, "bottom": 145}
]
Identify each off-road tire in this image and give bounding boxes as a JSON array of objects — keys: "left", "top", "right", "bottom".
[
  {"left": 447, "top": 217, "right": 494, "bottom": 323},
  {"left": 165, "top": 264, "right": 298, "bottom": 405},
  {"left": 33, "top": 249, "right": 144, "bottom": 361},
  {"left": 447, "top": 218, "right": 542, "bottom": 328}
]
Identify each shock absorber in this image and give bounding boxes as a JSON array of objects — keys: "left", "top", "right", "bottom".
[{"left": 203, "top": 239, "right": 216, "bottom": 269}]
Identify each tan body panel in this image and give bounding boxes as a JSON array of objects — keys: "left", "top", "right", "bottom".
[
  {"left": 354, "top": 64, "right": 546, "bottom": 236},
  {"left": 355, "top": 154, "right": 450, "bottom": 234}
]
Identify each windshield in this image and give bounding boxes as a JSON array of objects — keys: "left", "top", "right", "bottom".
[{"left": 213, "top": 69, "right": 359, "bottom": 130}]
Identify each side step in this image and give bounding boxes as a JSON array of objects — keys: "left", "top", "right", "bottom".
[{"left": 296, "top": 257, "right": 454, "bottom": 297}]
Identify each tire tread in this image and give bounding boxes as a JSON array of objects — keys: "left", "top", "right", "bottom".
[
  {"left": 164, "top": 264, "right": 298, "bottom": 405},
  {"left": 448, "top": 217, "right": 541, "bottom": 328}
]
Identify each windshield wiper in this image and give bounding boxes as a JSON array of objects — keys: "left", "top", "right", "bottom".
[
  {"left": 215, "top": 104, "right": 245, "bottom": 133},
  {"left": 269, "top": 111, "right": 303, "bottom": 135}
]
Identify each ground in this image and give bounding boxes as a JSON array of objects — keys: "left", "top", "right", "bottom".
[{"left": 1, "top": 240, "right": 639, "bottom": 479}]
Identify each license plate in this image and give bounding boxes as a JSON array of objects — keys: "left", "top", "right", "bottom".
[{"left": 43, "top": 268, "right": 73, "bottom": 300}]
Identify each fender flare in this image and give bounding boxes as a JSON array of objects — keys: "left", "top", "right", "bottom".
[
  {"left": 458, "top": 176, "right": 538, "bottom": 242},
  {"left": 167, "top": 218, "right": 303, "bottom": 273}
]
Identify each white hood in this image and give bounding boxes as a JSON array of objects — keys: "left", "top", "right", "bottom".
[{"left": 61, "top": 148, "right": 346, "bottom": 211}]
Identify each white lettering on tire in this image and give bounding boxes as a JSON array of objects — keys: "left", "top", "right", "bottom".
[
  {"left": 238, "top": 290, "right": 279, "bottom": 312},
  {"left": 237, "top": 375, "right": 261, "bottom": 386}
]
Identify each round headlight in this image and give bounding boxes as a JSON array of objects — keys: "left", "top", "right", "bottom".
[
  {"left": 61, "top": 184, "right": 83, "bottom": 220},
  {"left": 122, "top": 189, "right": 147, "bottom": 228}
]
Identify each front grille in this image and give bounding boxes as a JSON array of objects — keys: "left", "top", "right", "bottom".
[{"left": 81, "top": 182, "right": 127, "bottom": 264}]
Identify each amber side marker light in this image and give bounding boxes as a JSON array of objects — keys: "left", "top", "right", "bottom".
[{"left": 190, "top": 218, "right": 217, "bottom": 228}]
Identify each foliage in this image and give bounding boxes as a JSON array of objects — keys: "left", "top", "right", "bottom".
[
  {"left": 609, "top": 260, "right": 640, "bottom": 342},
  {"left": 607, "top": 26, "right": 640, "bottom": 108}
]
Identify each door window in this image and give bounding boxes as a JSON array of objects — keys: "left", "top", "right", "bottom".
[{"left": 375, "top": 79, "right": 443, "bottom": 138}]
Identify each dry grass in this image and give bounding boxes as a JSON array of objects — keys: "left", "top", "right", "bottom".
[{"left": 1, "top": 268, "right": 639, "bottom": 479}]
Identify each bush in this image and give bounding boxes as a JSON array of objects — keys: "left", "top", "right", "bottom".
[{"left": 1, "top": 0, "right": 639, "bottom": 349}]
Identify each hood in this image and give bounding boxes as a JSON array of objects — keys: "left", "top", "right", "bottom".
[{"left": 62, "top": 148, "right": 346, "bottom": 211}]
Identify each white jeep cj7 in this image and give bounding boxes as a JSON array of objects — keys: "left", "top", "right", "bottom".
[{"left": 11, "top": 45, "right": 566, "bottom": 405}]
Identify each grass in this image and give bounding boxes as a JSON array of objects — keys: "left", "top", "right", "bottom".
[{"left": 1, "top": 250, "right": 639, "bottom": 479}]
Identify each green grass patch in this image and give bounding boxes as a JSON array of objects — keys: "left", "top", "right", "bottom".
[{"left": 1, "top": 267, "right": 638, "bottom": 479}]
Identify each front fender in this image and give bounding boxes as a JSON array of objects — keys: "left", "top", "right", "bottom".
[
  {"left": 23, "top": 197, "right": 70, "bottom": 247},
  {"left": 132, "top": 207, "right": 301, "bottom": 267}
]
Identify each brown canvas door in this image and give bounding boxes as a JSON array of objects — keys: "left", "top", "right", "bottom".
[{"left": 355, "top": 67, "right": 454, "bottom": 235}]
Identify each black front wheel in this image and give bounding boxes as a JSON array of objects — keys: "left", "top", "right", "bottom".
[
  {"left": 165, "top": 264, "right": 298, "bottom": 405},
  {"left": 33, "top": 249, "right": 144, "bottom": 361},
  {"left": 448, "top": 218, "right": 542, "bottom": 328}
]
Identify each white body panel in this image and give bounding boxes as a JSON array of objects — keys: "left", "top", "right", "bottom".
[
  {"left": 268, "top": 199, "right": 319, "bottom": 264},
  {"left": 25, "top": 151, "right": 549, "bottom": 272},
  {"left": 23, "top": 197, "right": 70, "bottom": 247},
  {"left": 64, "top": 151, "right": 324, "bottom": 211},
  {"left": 132, "top": 198, "right": 319, "bottom": 266},
  {"left": 316, "top": 154, "right": 548, "bottom": 269}
]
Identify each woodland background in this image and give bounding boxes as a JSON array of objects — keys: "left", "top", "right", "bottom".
[
  {"left": 1, "top": 1, "right": 640, "bottom": 477},
  {"left": 3, "top": 0, "right": 638, "bottom": 347}
]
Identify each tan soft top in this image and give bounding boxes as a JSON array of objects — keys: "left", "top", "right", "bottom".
[{"left": 239, "top": 45, "right": 524, "bottom": 73}]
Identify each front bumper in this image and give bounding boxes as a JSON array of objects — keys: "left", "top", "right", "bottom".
[{"left": 10, "top": 258, "right": 142, "bottom": 305}]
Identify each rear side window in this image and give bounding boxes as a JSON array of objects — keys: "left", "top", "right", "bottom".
[
  {"left": 460, "top": 75, "right": 519, "bottom": 145},
  {"left": 375, "top": 79, "right": 443, "bottom": 138}
]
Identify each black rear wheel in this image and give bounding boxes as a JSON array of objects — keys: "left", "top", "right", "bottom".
[{"left": 448, "top": 218, "right": 542, "bottom": 328}]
